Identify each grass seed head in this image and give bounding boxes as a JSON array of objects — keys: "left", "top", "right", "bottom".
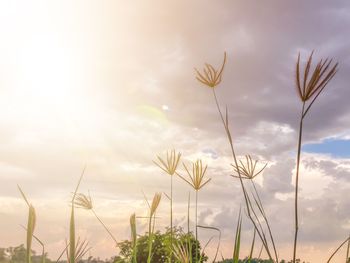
[
  {"left": 182, "top": 159, "right": 211, "bottom": 191},
  {"left": 231, "top": 155, "right": 267, "bottom": 180},
  {"left": 74, "top": 193, "right": 93, "bottom": 210},
  {"left": 150, "top": 192, "right": 162, "bottom": 217},
  {"left": 296, "top": 51, "right": 338, "bottom": 102},
  {"left": 195, "top": 52, "right": 227, "bottom": 88},
  {"left": 153, "top": 149, "right": 181, "bottom": 176}
]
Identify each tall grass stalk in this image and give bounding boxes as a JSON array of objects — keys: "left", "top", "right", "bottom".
[
  {"left": 69, "top": 167, "right": 86, "bottom": 263},
  {"left": 248, "top": 228, "right": 256, "bottom": 263},
  {"left": 346, "top": 234, "right": 350, "bottom": 263},
  {"left": 232, "top": 154, "right": 278, "bottom": 262},
  {"left": 130, "top": 213, "right": 137, "bottom": 263},
  {"left": 195, "top": 53, "right": 276, "bottom": 261},
  {"left": 146, "top": 192, "right": 162, "bottom": 263},
  {"left": 293, "top": 51, "right": 338, "bottom": 263},
  {"left": 65, "top": 237, "right": 91, "bottom": 263},
  {"left": 18, "top": 185, "right": 36, "bottom": 263},
  {"left": 179, "top": 159, "right": 210, "bottom": 263},
  {"left": 326, "top": 236, "right": 350, "bottom": 263},
  {"left": 154, "top": 149, "right": 181, "bottom": 262},
  {"left": 251, "top": 180, "right": 278, "bottom": 262},
  {"left": 233, "top": 209, "right": 242, "bottom": 263},
  {"left": 187, "top": 192, "right": 193, "bottom": 263},
  {"left": 21, "top": 226, "right": 45, "bottom": 263}
]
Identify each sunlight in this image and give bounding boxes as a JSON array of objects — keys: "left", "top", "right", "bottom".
[{"left": 5, "top": 35, "right": 109, "bottom": 146}]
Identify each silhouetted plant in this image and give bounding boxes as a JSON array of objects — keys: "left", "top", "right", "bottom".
[
  {"left": 195, "top": 53, "right": 277, "bottom": 262},
  {"left": 293, "top": 51, "right": 338, "bottom": 263}
]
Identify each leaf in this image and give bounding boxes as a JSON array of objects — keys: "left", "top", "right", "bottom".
[{"left": 233, "top": 209, "right": 242, "bottom": 263}]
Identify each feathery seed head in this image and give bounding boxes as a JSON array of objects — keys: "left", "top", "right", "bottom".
[
  {"left": 231, "top": 155, "right": 267, "bottom": 180},
  {"left": 182, "top": 159, "right": 211, "bottom": 191},
  {"left": 150, "top": 192, "right": 162, "bottom": 217},
  {"left": 153, "top": 149, "right": 181, "bottom": 176},
  {"left": 195, "top": 52, "right": 227, "bottom": 88},
  {"left": 296, "top": 51, "right": 338, "bottom": 102},
  {"left": 74, "top": 193, "right": 93, "bottom": 210}
]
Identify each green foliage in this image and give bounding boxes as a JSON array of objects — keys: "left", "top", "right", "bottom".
[
  {"left": 117, "top": 227, "right": 207, "bottom": 263},
  {"left": 0, "top": 245, "right": 53, "bottom": 263}
]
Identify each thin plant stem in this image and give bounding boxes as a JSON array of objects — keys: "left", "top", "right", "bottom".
[
  {"left": 246, "top": 193, "right": 270, "bottom": 255},
  {"left": 293, "top": 101, "right": 305, "bottom": 263},
  {"left": 187, "top": 192, "right": 190, "bottom": 235},
  {"left": 248, "top": 228, "right": 256, "bottom": 262},
  {"left": 187, "top": 191, "right": 192, "bottom": 263},
  {"left": 212, "top": 89, "right": 274, "bottom": 261},
  {"left": 91, "top": 209, "right": 117, "bottom": 245},
  {"left": 70, "top": 167, "right": 85, "bottom": 263},
  {"left": 195, "top": 190, "right": 198, "bottom": 263},
  {"left": 251, "top": 181, "right": 279, "bottom": 262},
  {"left": 327, "top": 236, "right": 350, "bottom": 263},
  {"left": 346, "top": 234, "right": 350, "bottom": 263},
  {"left": 258, "top": 243, "right": 264, "bottom": 259},
  {"left": 147, "top": 214, "right": 153, "bottom": 263},
  {"left": 171, "top": 174, "right": 173, "bottom": 262}
]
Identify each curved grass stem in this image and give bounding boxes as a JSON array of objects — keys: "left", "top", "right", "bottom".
[
  {"left": 212, "top": 89, "right": 275, "bottom": 262},
  {"left": 293, "top": 102, "right": 305, "bottom": 263}
]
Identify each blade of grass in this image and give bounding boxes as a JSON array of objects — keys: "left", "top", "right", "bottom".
[
  {"left": 327, "top": 236, "right": 350, "bottom": 263},
  {"left": 197, "top": 225, "right": 221, "bottom": 263},
  {"left": 130, "top": 213, "right": 137, "bottom": 263},
  {"left": 21, "top": 225, "right": 45, "bottom": 263},
  {"left": 18, "top": 185, "right": 36, "bottom": 263},
  {"left": 247, "top": 228, "right": 256, "bottom": 263},
  {"left": 233, "top": 209, "right": 242, "bottom": 263},
  {"left": 56, "top": 242, "right": 70, "bottom": 263},
  {"left": 346, "top": 234, "right": 350, "bottom": 263}
]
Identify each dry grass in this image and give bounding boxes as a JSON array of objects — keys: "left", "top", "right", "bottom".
[
  {"left": 293, "top": 51, "right": 338, "bottom": 263},
  {"left": 195, "top": 52, "right": 278, "bottom": 262},
  {"left": 231, "top": 155, "right": 267, "bottom": 180}
]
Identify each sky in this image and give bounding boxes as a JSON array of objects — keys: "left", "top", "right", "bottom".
[{"left": 0, "top": 1, "right": 350, "bottom": 262}]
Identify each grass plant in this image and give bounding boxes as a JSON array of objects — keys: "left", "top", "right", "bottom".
[
  {"left": 346, "top": 234, "right": 350, "bottom": 263},
  {"left": 293, "top": 51, "right": 338, "bottom": 263},
  {"left": 18, "top": 185, "right": 36, "bottom": 263},
  {"left": 154, "top": 149, "right": 181, "bottom": 261},
  {"left": 67, "top": 168, "right": 89, "bottom": 263},
  {"left": 145, "top": 192, "right": 162, "bottom": 263},
  {"left": 233, "top": 209, "right": 242, "bottom": 263},
  {"left": 195, "top": 53, "right": 277, "bottom": 262},
  {"left": 178, "top": 159, "right": 211, "bottom": 263},
  {"left": 130, "top": 213, "right": 137, "bottom": 263}
]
